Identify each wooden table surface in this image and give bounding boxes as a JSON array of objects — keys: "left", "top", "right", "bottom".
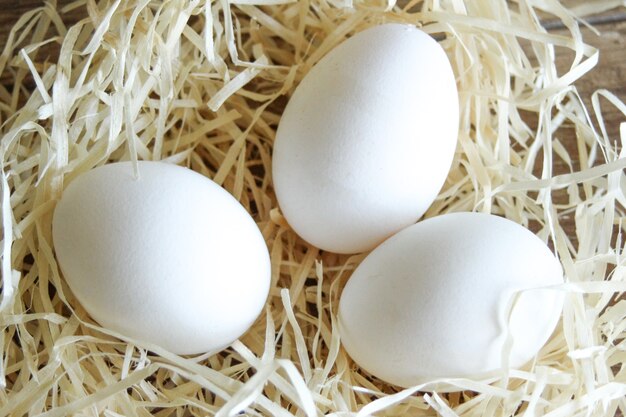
[{"left": 0, "top": 1, "right": 624, "bottom": 241}]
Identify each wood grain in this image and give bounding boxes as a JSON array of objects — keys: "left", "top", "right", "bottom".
[
  {"left": 554, "top": 19, "right": 626, "bottom": 146},
  {"left": 0, "top": 0, "right": 82, "bottom": 41}
]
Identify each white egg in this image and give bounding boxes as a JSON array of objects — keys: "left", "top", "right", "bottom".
[
  {"left": 338, "top": 212, "right": 564, "bottom": 388},
  {"left": 52, "top": 161, "right": 271, "bottom": 355},
  {"left": 272, "top": 24, "right": 458, "bottom": 254}
]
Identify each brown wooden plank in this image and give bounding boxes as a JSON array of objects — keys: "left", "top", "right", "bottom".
[
  {"left": 0, "top": 0, "right": 83, "bottom": 48},
  {"left": 554, "top": 20, "right": 626, "bottom": 144},
  {"left": 0, "top": 0, "right": 86, "bottom": 88}
]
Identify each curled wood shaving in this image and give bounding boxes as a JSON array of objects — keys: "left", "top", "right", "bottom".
[{"left": 0, "top": 0, "right": 625, "bottom": 416}]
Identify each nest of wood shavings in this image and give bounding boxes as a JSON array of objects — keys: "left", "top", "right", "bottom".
[{"left": 1, "top": 0, "right": 625, "bottom": 415}]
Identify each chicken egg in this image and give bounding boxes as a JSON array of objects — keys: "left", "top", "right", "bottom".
[
  {"left": 338, "top": 212, "right": 564, "bottom": 388},
  {"left": 52, "top": 161, "right": 271, "bottom": 355},
  {"left": 272, "top": 24, "right": 459, "bottom": 253}
]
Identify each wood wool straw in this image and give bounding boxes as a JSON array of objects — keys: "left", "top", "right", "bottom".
[{"left": 0, "top": 0, "right": 625, "bottom": 416}]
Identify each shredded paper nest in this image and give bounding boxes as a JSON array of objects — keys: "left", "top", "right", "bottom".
[{"left": 1, "top": 0, "right": 625, "bottom": 415}]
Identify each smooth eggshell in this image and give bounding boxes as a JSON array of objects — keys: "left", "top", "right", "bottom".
[
  {"left": 338, "top": 212, "right": 564, "bottom": 388},
  {"left": 52, "top": 161, "right": 271, "bottom": 355},
  {"left": 272, "top": 23, "right": 459, "bottom": 253}
]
